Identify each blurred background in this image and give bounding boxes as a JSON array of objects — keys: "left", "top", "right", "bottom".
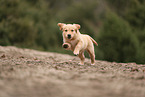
[{"left": 0, "top": 0, "right": 145, "bottom": 63}]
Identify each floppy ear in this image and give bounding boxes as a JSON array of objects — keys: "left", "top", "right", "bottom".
[
  {"left": 57, "top": 23, "right": 65, "bottom": 30},
  {"left": 74, "top": 24, "right": 81, "bottom": 29}
]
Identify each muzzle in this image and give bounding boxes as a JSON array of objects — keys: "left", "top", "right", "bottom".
[{"left": 67, "top": 34, "right": 71, "bottom": 39}]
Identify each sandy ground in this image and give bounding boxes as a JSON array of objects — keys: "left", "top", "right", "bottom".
[{"left": 0, "top": 46, "right": 145, "bottom": 97}]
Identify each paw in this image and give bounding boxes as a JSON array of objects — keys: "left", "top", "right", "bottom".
[
  {"left": 79, "top": 62, "right": 84, "bottom": 65},
  {"left": 91, "top": 63, "right": 95, "bottom": 65},
  {"left": 62, "top": 44, "right": 69, "bottom": 48},
  {"left": 79, "top": 61, "right": 84, "bottom": 65},
  {"left": 62, "top": 43, "right": 71, "bottom": 50},
  {"left": 73, "top": 50, "right": 79, "bottom": 55}
]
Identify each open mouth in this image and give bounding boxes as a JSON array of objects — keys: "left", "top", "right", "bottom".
[{"left": 67, "top": 37, "right": 71, "bottom": 39}]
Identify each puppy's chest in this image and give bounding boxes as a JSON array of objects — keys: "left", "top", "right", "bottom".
[{"left": 70, "top": 40, "right": 78, "bottom": 48}]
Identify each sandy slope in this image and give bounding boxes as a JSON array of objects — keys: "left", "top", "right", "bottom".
[{"left": 0, "top": 46, "right": 145, "bottom": 97}]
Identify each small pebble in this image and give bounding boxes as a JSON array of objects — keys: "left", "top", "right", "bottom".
[
  {"left": 131, "top": 67, "right": 139, "bottom": 72},
  {"left": 0, "top": 54, "right": 6, "bottom": 58}
]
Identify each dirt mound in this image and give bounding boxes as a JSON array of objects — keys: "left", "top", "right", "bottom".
[{"left": 0, "top": 46, "right": 145, "bottom": 97}]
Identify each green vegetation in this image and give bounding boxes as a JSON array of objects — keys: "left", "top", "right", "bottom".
[
  {"left": 98, "top": 12, "right": 139, "bottom": 62},
  {"left": 0, "top": 0, "right": 145, "bottom": 63}
]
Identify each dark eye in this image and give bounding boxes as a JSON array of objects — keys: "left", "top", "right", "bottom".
[
  {"left": 71, "top": 30, "right": 74, "bottom": 32},
  {"left": 65, "top": 30, "right": 67, "bottom": 32}
]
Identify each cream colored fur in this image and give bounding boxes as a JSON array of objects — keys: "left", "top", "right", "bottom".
[{"left": 58, "top": 23, "right": 98, "bottom": 65}]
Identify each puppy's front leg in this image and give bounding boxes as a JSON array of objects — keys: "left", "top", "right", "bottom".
[
  {"left": 73, "top": 41, "right": 83, "bottom": 55},
  {"left": 62, "top": 43, "right": 71, "bottom": 50}
]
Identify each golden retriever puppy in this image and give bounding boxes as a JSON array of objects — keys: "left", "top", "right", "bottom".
[{"left": 58, "top": 23, "right": 98, "bottom": 65}]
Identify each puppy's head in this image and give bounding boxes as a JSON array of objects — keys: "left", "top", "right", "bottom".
[{"left": 57, "top": 23, "right": 80, "bottom": 40}]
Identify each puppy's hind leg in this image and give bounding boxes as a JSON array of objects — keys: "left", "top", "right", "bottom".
[
  {"left": 78, "top": 51, "right": 85, "bottom": 65},
  {"left": 87, "top": 47, "right": 95, "bottom": 65}
]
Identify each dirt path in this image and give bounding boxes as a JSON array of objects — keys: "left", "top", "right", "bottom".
[{"left": 0, "top": 46, "right": 145, "bottom": 97}]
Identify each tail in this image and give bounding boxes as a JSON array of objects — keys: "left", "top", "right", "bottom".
[{"left": 90, "top": 36, "right": 98, "bottom": 46}]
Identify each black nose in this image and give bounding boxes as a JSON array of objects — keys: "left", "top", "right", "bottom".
[{"left": 67, "top": 34, "right": 71, "bottom": 39}]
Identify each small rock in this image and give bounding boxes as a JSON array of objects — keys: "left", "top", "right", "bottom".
[
  {"left": 136, "top": 75, "right": 144, "bottom": 80},
  {"left": 19, "top": 56, "right": 24, "bottom": 58},
  {"left": 143, "top": 69, "right": 145, "bottom": 72},
  {"left": 131, "top": 67, "right": 139, "bottom": 72},
  {"left": 0, "top": 54, "right": 6, "bottom": 58},
  {"left": 34, "top": 57, "right": 38, "bottom": 60},
  {"left": 28, "top": 64, "right": 34, "bottom": 66},
  {"left": 9, "top": 67, "right": 14, "bottom": 71},
  {"left": 99, "top": 70, "right": 106, "bottom": 73},
  {"left": 54, "top": 66, "right": 59, "bottom": 70}
]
